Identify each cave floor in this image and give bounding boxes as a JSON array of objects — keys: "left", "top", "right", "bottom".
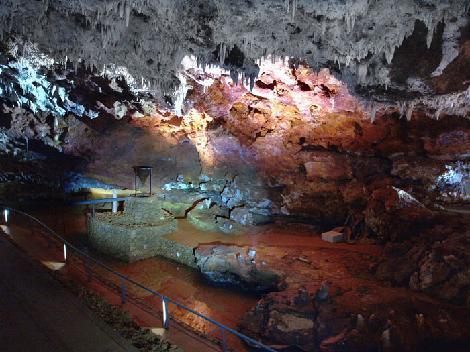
[
  {"left": 3, "top": 204, "right": 469, "bottom": 351},
  {"left": 0, "top": 235, "right": 138, "bottom": 352}
]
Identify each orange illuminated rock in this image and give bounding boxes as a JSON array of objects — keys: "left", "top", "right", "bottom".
[
  {"left": 304, "top": 153, "right": 352, "bottom": 180},
  {"left": 365, "top": 186, "right": 436, "bottom": 242}
]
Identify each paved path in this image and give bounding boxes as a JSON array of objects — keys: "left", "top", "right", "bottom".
[{"left": 0, "top": 234, "right": 138, "bottom": 352}]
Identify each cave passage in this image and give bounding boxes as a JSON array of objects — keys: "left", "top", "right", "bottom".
[{"left": 0, "top": 1, "right": 469, "bottom": 352}]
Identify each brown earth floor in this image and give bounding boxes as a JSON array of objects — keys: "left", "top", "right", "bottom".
[
  {"left": 0, "top": 204, "right": 380, "bottom": 350},
  {"left": 3, "top": 204, "right": 468, "bottom": 351}
]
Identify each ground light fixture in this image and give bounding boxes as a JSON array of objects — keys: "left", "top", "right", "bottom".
[
  {"left": 162, "top": 298, "right": 169, "bottom": 329},
  {"left": 3, "top": 208, "right": 9, "bottom": 224}
]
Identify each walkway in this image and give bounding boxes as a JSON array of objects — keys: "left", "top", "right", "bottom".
[{"left": 0, "top": 234, "right": 138, "bottom": 352}]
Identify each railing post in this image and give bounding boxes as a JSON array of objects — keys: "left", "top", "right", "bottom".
[
  {"left": 92, "top": 204, "right": 96, "bottom": 218},
  {"left": 221, "top": 327, "right": 227, "bottom": 352},
  {"left": 3, "top": 208, "right": 9, "bottom": 224},
  {"left": 120, "top": 281, "right": 126, "bottom": 305},
  {"left": 162, "top": 297, "right": 169, "bottom": 329},
  {"left": 3, "top": 207, "right": 277, "bottom": 352},
  {"left": 112, "top": 190, "right": 118, "bottom": 213}
]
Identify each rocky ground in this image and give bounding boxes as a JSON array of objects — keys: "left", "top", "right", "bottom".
[
  {"left": 193, "top": 223, "right": 470, "bottom": 351},
  {"left": 68, "top": 284, "right": 182, "bottom": 352}
]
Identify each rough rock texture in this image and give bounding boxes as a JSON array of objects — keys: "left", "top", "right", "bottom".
[
  {"left": 364, "top": 186, "right": 436, "bottom": 243},
  {"left": 195, "top": 245, "right": 285, "bottom": 293},
  {"left": 0, "top": 3, "right": 468, "bottom": 351},
  {"left": 1, "top": 0, "right": 469, "bottom": 108},
  {"left": 88, "top": 197, "right": 177, "bottom": 262},
  {"left": 77, "top": 288, "right": 182, "bottom": 352},
  {"left": 2, "top": 60, "right": 469, "bottom": 231},
  {"left": 375, "top": 219, "right": 470, "bottom": 305},
  {"left": 241, "top": 283, "right": 470, "bottom": 352},
  {"left": 175, "top": 218, "right": 470, "bottom": 350}
]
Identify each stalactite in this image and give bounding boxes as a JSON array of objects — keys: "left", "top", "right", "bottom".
[
  {"left": 0, "top": 0, "right": 468, "bottom": 111},
  {"left": 369, "top": 102, "right": 377, "bottom": 123},
  {"left": 125, "top": 0, "right": 131, "bottom": 27},
  {"left": 398, "top": 101, "right": 407, "bottom": 119},
  {"left": 406, "top": 102, "right": 415, "bottom": 121}
]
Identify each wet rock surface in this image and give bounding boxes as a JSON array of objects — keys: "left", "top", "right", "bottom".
[
  {"left": 241, "top": 283, "right": 470, "bottom": 352},
  {"left": 195, "top": 245, "right": 284, "bottom": 293},
  {"left": 375, "top": 221, "right": 470, "bottom": 305},
  {"left": 233, "top": 234, "right": 470, "bottom": 352}
]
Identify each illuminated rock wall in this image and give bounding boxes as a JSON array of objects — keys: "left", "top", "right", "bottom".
[{"left": 1, "top": 56, "right": 468, "bottom": 231}]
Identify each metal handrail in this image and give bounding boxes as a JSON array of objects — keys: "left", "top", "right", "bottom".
[
  {"left": 1, "top": 206, "right": 277, "bottom": 352},
  {"left": 72, "top": 197, "right": 130, "bottom": 205},
  {"left": 72, "top": 197, "right": 130, "bottom": 217}
]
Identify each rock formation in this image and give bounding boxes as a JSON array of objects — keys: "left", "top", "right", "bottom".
[{"left": 0, "top": 1, "right": 469, "bottom": 351}]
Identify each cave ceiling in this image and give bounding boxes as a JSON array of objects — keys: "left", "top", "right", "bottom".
[{"left": 0, "top": 0, "right": 469, "bottom": 117}]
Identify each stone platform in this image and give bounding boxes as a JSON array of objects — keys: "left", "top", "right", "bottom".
[
  {"left": 88, "top": 196, "right": 178, "bottom": 262},
  {"left": 87, "top": 195, "right": 243, "bottom": 266}
]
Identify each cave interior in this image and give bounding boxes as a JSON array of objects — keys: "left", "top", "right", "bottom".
[{"left": 0, "top": 1, "right": 469, "bottom": 351}]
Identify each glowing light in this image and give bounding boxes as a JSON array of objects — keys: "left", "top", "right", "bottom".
[
  {"left": 76, "top": 187, "right": 134, "bottom": 198},
  {"left": 0, "top": 225, "right": 10, "bottom": 235},
  {"left": 149, "top": 327, "right": 166, "bottom": 336},
  {"left": 182, "top": 109, "right": 215, "bottom": 168},
  {"left": 112, "top": 190, "right": 118, "bottom": 213},
  {"left": 162, "top": 298, "right": 169, "bottom": 329},
  {"left": 3, "top": 209, "right": 9, "bottom": 223},
  {"left": 63, "top": 244, "right": 67, "bottom": 261},
  {"left": 41, "top": 261, "right": 65, "bottom": 271}
]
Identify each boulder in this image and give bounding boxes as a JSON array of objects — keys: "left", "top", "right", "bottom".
[
  {"left": 230, "top": 206, "right": 272, "bottom": 226},
  {"left": 240, "top": 281, "right": 470, "bottom": 351},
  {"left": 375, "top": 223, "right": 470, "bottom": 304},
  {"left": 194, "top": 245, "right": 284, "bottom": 293},
  {"left": 187, "top": 200, "right": 229, "bottom": 232},
  {"left": 365, "top": 186, "right": 435, "bottom": 242},
  {"left": 158, "top": 189, "right": 208, "bottom": 217},
  {"left": 240, "top": 287, "right": 318, "bottom": 350}
]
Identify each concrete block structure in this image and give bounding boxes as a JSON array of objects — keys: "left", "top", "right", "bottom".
[{"left": 88, "top": 196, "right": 178, "bottom": 262}]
